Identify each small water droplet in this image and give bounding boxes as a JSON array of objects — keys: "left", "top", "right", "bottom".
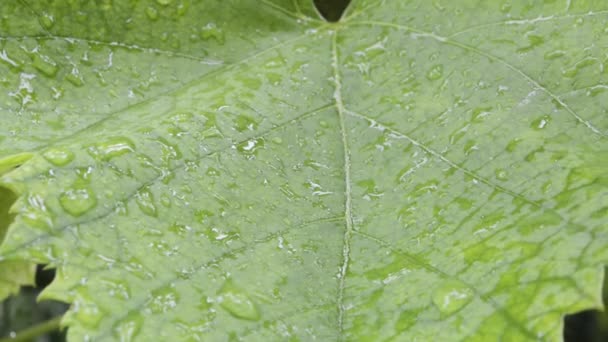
[
  {"left": 426, "top": 64, "right": 443, "bottom": 80},
  {"left": 59, "top": 188, "right": 97, "bottom": 216},
  {"left": 432, "top": 280, "right": 473, "bottom": 315},
  {"left": 88, "top": 137, "right": 135, "bottom": 161},
  {"left": 156, "top": 0, "right": 172, "bottom": 4},
  {"left": 271, "top": 137, "right": 283, "bottom": 144},
  {"left": 135, "top": 187, "right": 158, "bottom": 217},
  {"left": 218, "top": 280, "right": 260, "bottom": 321},
  {"left": 43, "top": 148, "right": 74, "bottom": 166}
]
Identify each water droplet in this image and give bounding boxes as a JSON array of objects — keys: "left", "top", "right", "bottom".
[
  {"left": 271, "top": 137, "right": 283, "bottom": 144},
  {"left": 147, "top": 284, "right": 179, "bottom": 313},
  {"left": 495, "top": 168, "right": 508, "bottom": 181},
  {"left": 21, "top": 194, "right": 54, "bottom": 231},
  {"left": 39, "top": 12, "right": 55, "bottom": 29},
  {"left": 505, "top": 138, "right": 521, "bottom": 152},
  {"left": 59, "top": 188, "right": 97, "bottom": 217},
  {"left": 432, "top": 280, "right": 473, "bottom": 315},
  {"left": 544, "top": 50, "right": 565, "bottom": 60},
  {"left": 426, "top": 64, "right": 443, "bottom": 80},
  {"left": 88, "top": 137, "right": 135, "bottom": 161},
  {"left": 113, "top": 311, "right": 143, "bottom": 342},
  {"left": 145, "top": 6, "right": 159, "bottom": 20},
  {"left": 72, "top": 297, "right": 104, "bottom": 328},
  {"left": 218, "top": 280, "right": 260, "bottom": 321},
  {"left": 32, "top": 54, "right": 59, "bottom": 77},
  {"left": 102, "top": 278, "right": 131, "bottom": 300},
  {"left": 234, "top": 114, "right": 258, "bottom": 132},
  {"left": 236, "top": 138, "right": 264, "bottom": 156},
  {"left": 206, "top": 167, "right": 220, "bottom": 177},
  {"left": 200, "top": 23, "right": 224, "bottom": 44},
  {"left": 160, "top": 193, "right": 172, "bottom": 207},
  {"left": 135, "top": 187, "right": 158, "bottom": 217},
  {"left": 66, "top": 67, "right": 85, "bottom": 87},
  {"left": 156, "top": 0, "right": 172, "bottom": 5},
  {"left": 531, "top": 115, "right": 550, "bottom": 130},
  {"left": 43, "top": 148, "right": 74, "bottom": 166}
]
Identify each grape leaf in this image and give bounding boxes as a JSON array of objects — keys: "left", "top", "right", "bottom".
[{"left": 1, "top": 0, "right": 607, "bottom": 340}]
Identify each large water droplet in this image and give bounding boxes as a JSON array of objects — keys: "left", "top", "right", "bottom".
[
  {"left": 531, "top": 115, "right": 550, "bottom": 130},
  {"left": 59, "top": 188, "right": 97, "bottom": 216},
  {"left": 32, "top": 54, "right": 59, "bottom": 77},
  {"left": 432, "top": 280, "right": 473, "bottom": 315},
  {"left": 135, "top": 187, "right": 158, "bottom": 217},
  {"left": 236, "top": 138, "right": 264, "bottom": 157},
  {"left": 88, "top": 137, "right": 135, "bottom": 161},
  {"left": 43, "top": 148, "right": 74, "bottom": 166},
  {"left": 113, "top": 311, "right": 143, "bottom": 342},
  {"left": 218, "top": 280, "right": 260, "bottom": 321},
  {"left": 40, "top": 12, "right": 55, "bottom": 29},
  {"left": 200, "top": 23, "right": 224, "bottom": 44},
  {"left": 147, "top": 284, "right": 179, "bottom": 314}
]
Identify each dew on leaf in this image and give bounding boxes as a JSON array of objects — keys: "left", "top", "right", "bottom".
[
  {"left": 59, "top": 188, "right": 97, "bottom": 217},
  {"left": 66, "top": 67, "right": 85, "bottom": 87},
  {"left": 72, "top": 298, "right": 104, "bottom": 328},
  {"left": 426, "top": 64, "right": 443, "bottom": 80},
  {"left": 531, "top": 115, "right": 550, "bottom": 130},
  {"left": 102, "top": 278, "right": 131, "bottom": 300},
  {"left": 21, "top": 195, "right": 54, "bottom": 231},
  {"left": 200, "top": 23, "right": 224, "bottom": 44},
  {"left": 495, "top": 168, "right": 509, "bottom": 181},
  {"left": 544, "top": 50, "right": 566, "bottom": 60},
  {"left": 88, "top": 137, "right": 135, "bottom": 161},
  {"left": 145, "top": 6, "right": 159, "bottom": 20},
  {"left": 0, "top": 49, "right": 21, "bottom": 69},
  {"left": 39, "top": 12, "right": 55, "bottom": 29},
  {"left": 236, "top": 138, "right": 264, "bottom": 156},
  {"left": 32, "top": 54, "right": 59, "bottom": 77},
  {"left": 234, "top": 114, "right": 258, "bottom": 132},
  {"left": 432, "top": 280, "right": 474, "bottom": 315},
  {"left": 113, "top": 311, "right": 143, "bottom": 342},
  {"left": 218, "top": 280, "right": 260, "bottom": 321},
  {"left": 135, "top": 187, "right": 158, "bottom": 217},
  {"left": 43, "top": 147, "right": 75, "bottom": 166},
  {"left": 147, "top": 284, "right": 179, "bottom": 313}
]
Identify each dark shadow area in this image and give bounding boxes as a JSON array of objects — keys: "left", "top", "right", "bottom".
[
  {"left": 314, "top": 0, "right": 351, "bottom": 22},
  {"left": 564, "top": 268, "right": 608, "bottom": 342},
  {"left": 0, "top": 266, "right": 68, "bottom": 342}
]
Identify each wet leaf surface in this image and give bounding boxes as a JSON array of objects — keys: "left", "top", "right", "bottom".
[{"left": 0, "top": 0, "right": 607, "bottom": 340}]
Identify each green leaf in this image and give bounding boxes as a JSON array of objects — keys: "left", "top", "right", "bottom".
[{"left": 1, "top": 0, "right": 607, "bottom": 340}]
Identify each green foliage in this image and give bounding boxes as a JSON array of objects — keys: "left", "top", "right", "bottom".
[{"left": 0, "top": 0, "right": 607, "bottom": 340}]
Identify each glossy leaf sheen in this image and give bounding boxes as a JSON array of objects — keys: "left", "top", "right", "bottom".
[{"left": 0, "top": 0, "right": 607, "bottom": 340}]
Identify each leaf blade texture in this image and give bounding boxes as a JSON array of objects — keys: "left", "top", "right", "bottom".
[{"left": 0, "top": 0, "right": 607, "bottom": 340}]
